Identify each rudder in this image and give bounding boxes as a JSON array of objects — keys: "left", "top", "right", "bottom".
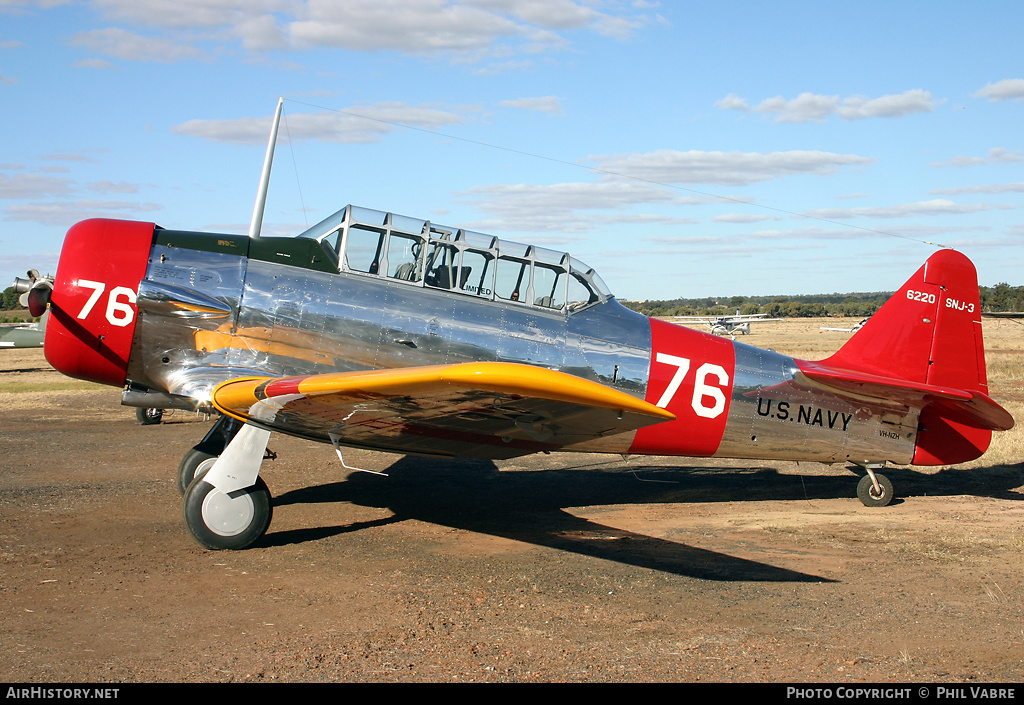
[{"left": 823, "top": 249, "right": 994, "bottom": 464}]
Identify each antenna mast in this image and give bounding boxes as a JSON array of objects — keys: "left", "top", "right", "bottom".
[{"left": 248, "top": 97, "right": 284, "bottom": 240}]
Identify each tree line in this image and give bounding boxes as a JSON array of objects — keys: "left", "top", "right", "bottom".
[
  {"left": 3, "top": 281, "right": 1023, "bottom": 321},
  {"left": 623, "top": 283, "right": 1024, "bottom": 318}
]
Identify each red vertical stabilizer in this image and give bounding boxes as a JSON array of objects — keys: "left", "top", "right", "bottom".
[{"left": 821, "top": 249, "right": 998, "bottom": 464}]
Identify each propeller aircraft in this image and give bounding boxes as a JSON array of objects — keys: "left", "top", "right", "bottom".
[
  {"left": 2, "top": 271, "right": 53, "bottom": 349},
  {"left": 23, "top": 102, "right": 1014, "bottom": 550},
  {"left": 820, "top": 318, "right": 870, "bottom": 333},
  {"left": 673, "top": 312, "right": 781, "bottom": 339},
  {"left": 0, "top": 312, "right": 46, "bottom": 349}
]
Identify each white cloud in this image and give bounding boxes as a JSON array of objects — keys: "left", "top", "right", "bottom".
[
  {"left": 88, "top": 180, "right": 140, "bottom": 194},
  {"left": 73, "top": 57, "right": 116, "bottom": 69},
  {"left": 1, "top": 0, "right": 73, "bottom": 10},
  {"left": 732, "top": 223, "right": 992, "bottom": 246},
  {"left": 975, "top": 79, "right": 1024, "bottom": 102},
  {"left": 592, "top": 149, "right": 874, "bottom": 186},
  {"left": 715, "top": 93, "right": 748, "bottom": 111},
  {"left": 472, "top": 59, "right": 535, "bottom": 76},
  {"left": 78, "top": 0, "right": 646, "bottom": 61},
  {"left": 931, "top": 147, "right": 1024, "bottom": 168},
  {"left": 90, "top": 0, "right": 289, "bottom": 29},
  {"left": 0, "top": 251, "right": 60, "bottom": 278},
  {"left": 172, "top": 103, "right": 466, "bottom": 145},
  {"left": 462, "top": 179, "right": 675, "bottom": 215},
  {"left": 4, "top": 199, "right": 162, "bottom": 226},
  {"left": 745, "top": 227, "right": 853, "bottom": 241},
  {"left": 0, "top": 71, "right": 16, "bottom": 85},
  {"left": 712, "top": 213, "right": 782, "bottom": 224},
  {"left": 499, "top": 96, "right": 563, "bottom": 114},
  {"left": 458, "top": 179, "right": 677, "bottom": 232},
  {"left": 69, "top": 27, "right": 207, "bottom": 62},
  {"left": 40, "top": 151, "right": 101, "bottom": 164},
  {"left": 471, "top": 0, "right": 601, "bottom": 29},
  {"left": 288, "top": 1, "right": 523, "bottom": 53},
  {"left": 930, "top": 183, "right": 1024, "bottom": 196},
  {"left": 837, "top": 90, "right": 936, "bottom": 119},
  {"left": 604, "top": 213, "right": 697, "bottom": 226},
  {"left": 0, "top": 173, "right": 73, "bottom": 199},
  {"left": 805, "top": 199, "right": 1014, "bottom": 220},
  {"left": 718, "top": 89, "right": 936, "bottom": 123},
  {"left": 755, "top": 92, "right": 838, "bottom": 123}
]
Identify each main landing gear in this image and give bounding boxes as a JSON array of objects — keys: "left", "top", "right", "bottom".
[
  {"left": 179, "top": 416, "right": 276, "bottom": 550},
  {"left": 183, "top": 471, "right": 273, "bottom": 550},
  {"left": 856, "top": 465, "right": 894, "bottom": 507}
]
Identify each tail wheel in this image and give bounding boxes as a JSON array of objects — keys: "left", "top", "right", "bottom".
[
  {"left": 857, "top": 473, "right": 894, "bottom": 507},
  {"left": 182, "top": 473, "right": 273, "bottom": 550},
  {"left": 136, "top": 407, "right": 163, "bottom": 425}
]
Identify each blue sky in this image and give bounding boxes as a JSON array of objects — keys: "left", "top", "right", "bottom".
[{"left": 2, "top": 1, "right": 1023, "bottom": 300}]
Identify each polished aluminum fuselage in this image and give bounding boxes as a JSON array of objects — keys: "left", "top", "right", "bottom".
[{"left": 127, "top": 237, "right": 917, "bottom": 465}]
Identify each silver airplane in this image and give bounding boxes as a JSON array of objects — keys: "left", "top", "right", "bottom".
[
  {"left": 674, "top": 312, "right": 781, "bottom": 339},
  {"left": 3, "top": 270, "right": 51, "bottom": 349},
  {"left": 0, "top": 312, "right": 46, "bottom": 349},
  {"left": 820, "top": 318, "right": 870, "bottom": 333},
  {"left": 23, "top": 103, "right": 1014, "bottom": 550},
  {"left": 981, "top": 312, "right": 1024, "bottom": 319}
]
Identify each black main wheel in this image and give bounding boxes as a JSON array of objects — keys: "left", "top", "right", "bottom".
[
  {"left": 178, "top": 449, "right": 218, "bottom": 496},
  {"left": 182, "top": 474, "right": 272, "bottom": 550},
  {"left": 136, "top": 407, "right": 163, "bottom": 425},
  {"left": 857, "top": 473, "right": 894, "bottom": 507}
]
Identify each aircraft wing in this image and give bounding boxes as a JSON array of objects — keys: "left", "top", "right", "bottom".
[
  {"left": 673, "top": 315, "right": 777, "bottom": 323},
  {"left": 210, "top": 362, "right": 676, "bottom": 460},
  {"left": 794, "top": 362, "right": 1014, "bottom": 431}
]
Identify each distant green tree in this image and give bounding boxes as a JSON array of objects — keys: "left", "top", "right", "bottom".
[
  {"left": 760, "top": 302, "right": 785, "bottom": 317},
  {"left": 783, "top": 302, "right": 803, "bottom": 318},
  {"left": 1, "top": 286, "right": 21, "bottom": 311}
]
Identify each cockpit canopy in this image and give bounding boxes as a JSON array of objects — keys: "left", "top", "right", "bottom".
[{"left": 298, "top": 205, "right": 612, "bottom": 313}]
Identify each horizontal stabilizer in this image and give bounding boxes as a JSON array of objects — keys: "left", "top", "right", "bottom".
[{"left": 797, "top": 361, "right": 1014, "bottom": 431}]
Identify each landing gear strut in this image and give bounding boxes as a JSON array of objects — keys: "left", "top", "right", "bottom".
[
  {"left": 180, "top": 421, "right": 275, "bottom": 550},
  {"left": 177, "top": 414, "right": 244, "bottom": 495}
]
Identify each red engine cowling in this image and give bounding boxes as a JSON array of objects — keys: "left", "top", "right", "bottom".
[{"left": 44, "top": 219, "right": 156, "bottom": 387}]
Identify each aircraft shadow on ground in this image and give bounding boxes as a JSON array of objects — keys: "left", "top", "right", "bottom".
[
  {"left": 263, "top": 456, "right": 1023, "bottom": 581},
  {"left": 263, "top": 457, "right": 840, "bottom": 582}
]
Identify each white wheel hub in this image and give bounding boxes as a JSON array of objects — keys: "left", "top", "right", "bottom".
[{"left": 201, "top": 486, "right": 255, "bottom": 537}]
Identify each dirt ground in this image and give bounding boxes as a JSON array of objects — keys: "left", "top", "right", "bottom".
[{"left": 1, "top": 318, "right": 1022, "bottom": 683}]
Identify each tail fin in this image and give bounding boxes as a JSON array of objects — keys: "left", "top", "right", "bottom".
[
  {"left": 822, "top": 249, "right": 1009, "bottom": 465},
  {"left": 826, "top": 249, "right": 986, "bottom": 389}
]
